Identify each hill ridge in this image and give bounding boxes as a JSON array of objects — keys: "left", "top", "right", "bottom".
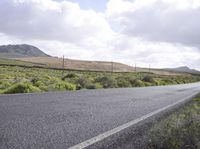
[
  {"left": 165, "top": 66, "right": 199, "bottom": 74},
  {"left": 0, "top": 44, "right": 49, "bottom": 58}
]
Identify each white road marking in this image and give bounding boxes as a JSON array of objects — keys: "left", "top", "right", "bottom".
[{"left": 68, "top": 92, "right": 198, "bottom": 149}]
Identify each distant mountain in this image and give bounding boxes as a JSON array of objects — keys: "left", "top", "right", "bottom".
[
  {"left": 165, "top": 66, "right": 200, "bottom": 74},
  {"left": 0, "top": 44, "right": 50, "bottom": 58}
]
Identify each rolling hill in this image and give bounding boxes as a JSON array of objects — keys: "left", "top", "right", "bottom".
[
  {"left": 15, "top": 57, "right": 184, "bottom": 75},
  {"left": 165, "top": 66, "right": 200, "bottom": 74},
  {"left": 0, "top": 44, "right": 49, "bottom": 58},
  {"left": 0, "top": 44, "right": 189, "bottom": 76}
]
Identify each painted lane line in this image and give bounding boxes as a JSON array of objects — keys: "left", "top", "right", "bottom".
[{"left": 69, "top": 92, "right": 198, "bottom": 149}]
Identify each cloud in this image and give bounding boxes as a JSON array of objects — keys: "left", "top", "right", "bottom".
[
  {"left": 0, "top": 0, "right": 115, "bottom": 47},
  {"left": 107, "top": 34, "right": 200, "bottom": 69},
  {"left": 0, "top": 0, "right": 199, "bottom": 70},
  {"left": 106, "top": 0, "right": 200, "bottom": 48}
]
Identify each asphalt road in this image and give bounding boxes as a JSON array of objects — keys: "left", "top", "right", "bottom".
[{"left": 0, "top": 82, "right": 200, "bottom": 149}]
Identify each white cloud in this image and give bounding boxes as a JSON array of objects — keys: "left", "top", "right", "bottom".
[
  {"left": 0, "top": 0, "right": 115, "bottom": 47},
  {"left": 108, "top": 34, "right": 200, "bottom": 69},
  {"left": 0, "top": 0, "right": 199, "bottom": 70},
  {"left": 106, "top": 0, "right": 200, "bottom": 48}
]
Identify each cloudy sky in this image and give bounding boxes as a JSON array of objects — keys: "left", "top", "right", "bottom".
[{"left": 0, "top": 0, "right": 200, "bottom": 70}]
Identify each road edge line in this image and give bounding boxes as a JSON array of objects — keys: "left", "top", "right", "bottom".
[{"left": 68, "top": 92, "right": 199, "bottom": 149}]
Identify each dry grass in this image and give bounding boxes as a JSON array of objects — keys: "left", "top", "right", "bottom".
[{"left": 16, "top": 57, "right": 186, "bottom": 76}]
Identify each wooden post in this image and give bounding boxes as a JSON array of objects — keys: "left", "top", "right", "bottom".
[
  {"left": 149, "top": 64, "right": 151, "bottom": 73},
  {"left": 112, "top": 61, "right": 114, "bottom": 73},
  {"left": 62, "top": 55, "right": 64, "bottom": 77},
  {"left": 110, "top": 61, "right": 114, "bottom": 74},
  {"left": 135, "top": 63, "right": 137, "bottom": 73}
]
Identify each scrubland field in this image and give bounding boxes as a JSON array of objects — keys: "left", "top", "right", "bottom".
[
  {"left": 0, "top": 64, "right": 200, "bottom": 94},
  {"left": 147, "top": 94, "right": 200, "bottom": 149}
]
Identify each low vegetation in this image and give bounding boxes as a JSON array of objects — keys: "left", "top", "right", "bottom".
[
  {"left": 0, "top": 65, "right": 199, "bottom": 94},
  {"left": 147, "top": 94, "right": 200, "bottom": 149}
]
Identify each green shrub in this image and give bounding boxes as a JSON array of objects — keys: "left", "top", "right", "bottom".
[
  {"left": 42, "top": 77, "right": 76, "bottom": 91},
  {"left": 132, "top": 79, "right": 145, "bottom": 87},
  {"left": 0, "top": 74, "right": 11, "bottom": 79},
  {"left": 142, "top": 75, "right": 155, "bottom": 83},
  {"left": 3, "top": 82, "right": 41, "bottom": 94},
  {"left": 31, "top": 77, "right": 39, "bottom": 84},
  {"left": 76, "top": 77, "right": 98, "bottom": 90},
  {"left": 175, "top": 79, "right": 184, "bottom": 84},
  {"left": 153, "top": 80, "right": 161, "bottom": 86},
  {"left": 86, "top": 83, "right": 102, "bottom": 89},
  {"left": 76, "top": 84, "right": 82, "bottom": 90},
  {"left": 144, "top": 82, "right": 152, "bottom": 86},
  {"left": 76, "top": 77, "right": 92, "bottom": 89},
  {"left": 55, "top": 81, "right": 76, "bottom": 91},
  {"left": 44, "top": 75, "right": 51, "bottom": 80},
  {"left": 162, "top": 78, "right": 177, "bottom": 85},
  {"left": 95, "top": 76, "right": 117, "bottom": 88},
  {"left": 33, "top": 80, "right": 48, "bottom": 91},
  {"left": 116, "top": 77, "right": 131, "bottom": 87},
  {"left": 193, "top": 94, "right": 200, "bottom": 102},
  {"left": 34, "top": 80, "right": 44, "bottom": 87},
  {"left": 62, "top": 73, "right": 78, "bottom": 80},
  {"left": 0, "top": 81, "right": 11, "bottom": 90}
]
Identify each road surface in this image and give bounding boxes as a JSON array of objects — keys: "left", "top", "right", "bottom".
[{"left": 0, "top": 82, "right": 200, "bottom": 149}]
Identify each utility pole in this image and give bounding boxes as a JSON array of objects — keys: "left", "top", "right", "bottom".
[
  {"left": 149, "top": 64, "right": 151, "bottom": 73},
  {"left": 135, "top": 63, "right": 137, "bottom": 73},
  {"left": 111, "top": 61, "right": 114, "bottom": 74},
  {"left": 62, "top": 55, "right": 64, "bottom": 77}
]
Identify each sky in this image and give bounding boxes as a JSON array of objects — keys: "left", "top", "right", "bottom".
[{"left": 0, "top": 0, "right": 200, "bottom": 70}]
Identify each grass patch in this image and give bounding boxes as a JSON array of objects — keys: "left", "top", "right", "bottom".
[
  {"left": 193, "top": 94, "right": 200, "bottom": 102},
  {"left": 147, "top": 94, "right": 200, "bottom": 149}
]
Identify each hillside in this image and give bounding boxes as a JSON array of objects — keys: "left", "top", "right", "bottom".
[
  {"left": 15, "top": 57, "right": 184, "bottom": 75},
  {"left": 0, "top": 44, "right": 49, "bottom": 58},
  {"left": 0, "top": 44, "right": 189, "bottom": 76},
  {"left": 165, "top": 66, "right": 200, "bottom": 74}
]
